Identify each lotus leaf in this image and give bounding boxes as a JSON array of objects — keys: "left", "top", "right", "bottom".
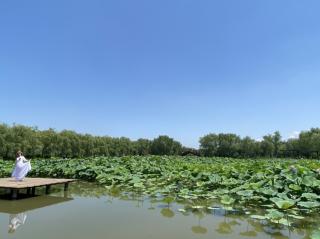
[
  {"left": 297, "top": 201, "right": 320, "bottom": 208},
  {"left": 270, "top": 198, "right": 295, "bottom": 209},
  {"left": 220, "top": 195, "right": 235, "bottom": 205},
  {"left": 301, "top": 193, "right": 320, "bottom": 200}
]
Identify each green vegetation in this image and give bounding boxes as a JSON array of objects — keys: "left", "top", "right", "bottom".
[
  {"left": 1, "top": 123, "right": 320, "bottom": 159},
  {"left": 0, "top": 124, "right": 182, "bottom": 159},
  {"left": 200, "top": 130, "right": 320, "bottom": 158},
  {"left": 2, "top": 156, "right": 320, "bottom": 224}
]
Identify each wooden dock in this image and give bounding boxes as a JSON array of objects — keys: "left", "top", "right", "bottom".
[{"left": 0, "top": 178, "right": 76, "bottom": 199}]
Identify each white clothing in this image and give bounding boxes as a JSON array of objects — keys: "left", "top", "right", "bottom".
[
  {"left": 11, "top": 156, "right": 31, "bottom": 181},
  {"left": 9, "top": 213, "right": 27, "bottom": 232}
]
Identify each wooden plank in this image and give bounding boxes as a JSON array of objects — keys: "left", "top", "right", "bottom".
[{"left": 0, "top": 178, "right": 76, "bottom": 189}]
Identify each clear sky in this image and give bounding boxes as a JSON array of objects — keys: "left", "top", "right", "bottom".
[{"left": 1, "top": 0, "right": 320, "bottom": 147}]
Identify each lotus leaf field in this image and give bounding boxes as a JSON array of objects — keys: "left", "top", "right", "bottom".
[{"left": 2, "top": 156, "right": 320, "bottom": 228}]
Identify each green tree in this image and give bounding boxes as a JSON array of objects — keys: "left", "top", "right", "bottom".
[
  {"left": 134, "top": 139, "right": 152, "bottom": 155},
  {"left": 239, "top": 136, "right": 258, "bottom": 158},
  {"left": 260, "top": 135, "right": 274, "bottom": 157},
  {"left": 273, "top": 131, "right": 282, "bottom": 157},
  {"left": 216, "top": 133, "right": 241, "bottom": 157},
  {"left": 151, "top": 136, "right": 182, "bottom": 155},
  {"left": 298, "top": 128, "right": 320, "bottom": 158},
  {"left": 199, "top": 133, "right": 240, "bottom": 157},
  {"left": 199, "top": 134, "right": 219, "bottom": 156}
]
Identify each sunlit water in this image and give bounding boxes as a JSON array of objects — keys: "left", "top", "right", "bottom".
[{"left": 0, "top": 182, "right": 317, "bottom": 239}]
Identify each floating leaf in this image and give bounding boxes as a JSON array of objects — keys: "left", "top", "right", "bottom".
[
  {"left": 302, "top": 176, "right": 315, "bottom": 187},
  {"left": 277, "top": 218, "right": 291, "bottom": 226},
  {"left": 289, "top": 184, "right": 301, "bottom": 191},
  {"left": 250, "top": 215, "right": 267, "bottom": 220},
  {"left": 298, "top": 201, "right": 320, "bottom": 208},
  {"left": 265, "top": 209, "right": 284, "bottom": 220},
  {"left": 220, "top": 195, "right": 235, "bottom": 205},
  {"left": 207, "top": 206, "right": 220, "bottom": 210},
  {"left": 178, "top": 208, "right": 186, "bottom": 213},
  {"left": 191, "top": 205, "right": 204, "bottom": 209},
  {"left": 258, "top": 188, "right": 277, "bottom": 196},
  {"left": 222, "top": 206, "right": 234, "bottom": 211},
  {"left": 301, "top": 193, "right": 320, "bottom": 200},
  {"left": 270, "top": 198, "right": 295, "bottom": 209},
  {"left": 288, "top": 214, "right": 304, "bottom": 219},
  {"left": 236, "top": 190, "right": 254, "bottom": 197}
]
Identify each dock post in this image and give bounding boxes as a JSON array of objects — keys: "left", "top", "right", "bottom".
[
  {"left": 45, "top": 185, "right": 51, "bottom": 194},
  {"left": 11, "top": 189, "right": 18, "bottom": 200},
  {"left": 31, "top": 187, "right": 36, "bottom": 196},
  {"left": 64, "top": 190, "right": 69, "bottom": 198},
  {"left": 64, "top": 183, "right": 69, "bottom": 191},
  {"left": 27, "top": 187, "right": 31, "bottom": 195}
]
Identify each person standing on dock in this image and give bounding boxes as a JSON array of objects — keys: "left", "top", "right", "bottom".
[{"left": 11, "top": 151, "right": 31, "bottom": 181}]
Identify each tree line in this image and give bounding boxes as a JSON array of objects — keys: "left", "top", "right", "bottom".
[
  {"left": 0, "top": 124, "right": 182, "bottom": 159},
  {"left": 0, "top": 123, "right": 319, "bottom": 159},
  {"left": 199, "top": 129, "right": 320, "bottom": 158}
]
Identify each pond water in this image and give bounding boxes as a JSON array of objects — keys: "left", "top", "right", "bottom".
[{"left": 0, "top": 182, "right": 317, "bottom": 239}]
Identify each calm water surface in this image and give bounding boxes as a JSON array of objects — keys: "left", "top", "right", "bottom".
[{"left": 0, "top": 182, "right": 317, "bottom": 239}]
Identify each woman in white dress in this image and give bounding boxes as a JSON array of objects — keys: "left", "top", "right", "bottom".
[{"left": 11, "top": 151, "right": 31, "bottom": 181}]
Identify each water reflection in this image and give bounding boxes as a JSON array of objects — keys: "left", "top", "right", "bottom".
[
  {"left": 160, "top": 208, "right": 175, "bottom": 218},
  {"left": 56, "top": 183, "right": 320, "bottom": 238},
  {"left": 191, "top": 209, "right": 208, "bottom": 234},
  {"left": 8, "top": 213, "right": 27, "bottom": 233},
  {"left": 191, "top": 225, "right": 207, "bottom": 234},
  {"left": 0, "top": 194, "right": 73, "bottom": 234},
  {"left": 0, "top": 182, "right": 318, "bottom": 238},
  {"left": 97, "top": 185, "right": 316, "bottom": 238}
]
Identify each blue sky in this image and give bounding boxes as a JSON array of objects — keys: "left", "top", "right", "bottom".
[{"left": 1, "top": 0, "right": 320, "bottom": 147}]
